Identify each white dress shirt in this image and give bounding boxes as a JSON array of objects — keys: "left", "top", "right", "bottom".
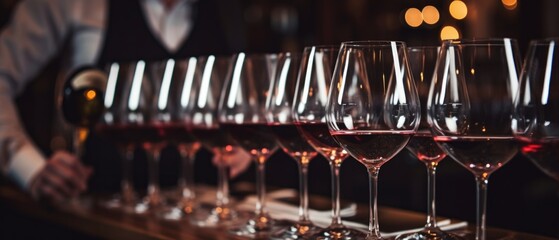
[{"left": 0, "top": 0, "right": 192, "bottom": 189}]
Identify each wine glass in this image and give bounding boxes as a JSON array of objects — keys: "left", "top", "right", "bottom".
[
  {"left": 135, "top": 59, "right": 179, "bottom": 214},
  {"left": 428, "top": 39, "right": 521, "bottom": 240},
  {"left": 147, "top": 58, "right": 201, "bottom": 220},
  {"left": 293, "top": 45, "right": 366, "bottom": 239},
  {"left": 109, "top": 59, "right": 174, "bottom": 214},
  {"left": 219, "top": 53, "right": 279, "bottom": 237},
  {"left": 266, "top": 52, "right": 320, "bottom": 239},
  {"left": 327, "top": 41, "right": 420, "bottom": 240},
  {"left": 95, "top": 62, "right": 139, "bottom": 211},
  {"left": 186, "top": 55, "right": 240, "bottom": 226},
  {"left": 396, "top": 47, "right": 461, "bottom": 240},
  {"left": 513, "top": 38, "right": 559, "bottom": 181}
]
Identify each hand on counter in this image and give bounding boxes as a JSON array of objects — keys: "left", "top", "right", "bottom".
[
  {"left": 211, "top": 147, "right": 252, "bottom": 178},
  {"left": 29, "top": 151, "right": 92, "bottom": 202}
]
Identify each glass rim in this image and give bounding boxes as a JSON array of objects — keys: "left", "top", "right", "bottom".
[
  {"left": 442, "top": 38, "right": 519, "bottom": 46},
  {"left": 341, "top": 40, "right": 406, "bottom": 47},
  {"left": 407, "top": 46, "right": 440, "bottom": 52},
  {"left": 234, "top": 52, "right": 279, "bottom": 58},
  {"left": 192, "top": 54, "right": 233, "bottom": 60},
  {"left": 303, "top": 45, "right": 340, "bottom": 51},
  {"left": 529, "top": 37, "right": 559, "bottom": 46}
]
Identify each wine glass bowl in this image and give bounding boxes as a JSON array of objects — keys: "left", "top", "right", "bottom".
[
  {"left": 326, "top": 41, "right": 420, "bottom": 240},
  {"left": 514, "top": 38, "right": 559, "bottom": 182},
  {"left": 428, "top": 39, "right": 521, "bottom": 240}
]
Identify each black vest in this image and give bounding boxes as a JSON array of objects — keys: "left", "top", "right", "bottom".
[{"left": 97, "top": 0, "right": 231, "bottom": 66}]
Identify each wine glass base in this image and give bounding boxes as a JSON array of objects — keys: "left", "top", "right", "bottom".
[
  {"left": 395, "top": 228, "right": 464, "bottom": 240},
  {"left": 157, "top": 199, "right": 197, "bottom": 221},
  {"left": 310, "top": 224, "right": 366, "bottom": 240},
  {"left": 190, "top": 205, "right": 239, "bottom": 227},
  {"left": 99, "top": 194, "right": 138, "bottom": 213},
  {"left": 270, "top": 221, "right": 320, "bottom": 240},
  {"left": 133, "top": 195, "right": 166, "bottom": 215},
  {"left": 229, "top": 212, "right": 275, "bottom": 238}
]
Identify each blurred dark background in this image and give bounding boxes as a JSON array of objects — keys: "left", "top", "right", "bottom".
[{"left": 1, "top": 0, "right": 558, "bottom": 238}]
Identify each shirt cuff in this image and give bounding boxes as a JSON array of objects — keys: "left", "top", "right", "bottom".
[{"left": 7, "top": 144, "right": 46, "bottom": 190}]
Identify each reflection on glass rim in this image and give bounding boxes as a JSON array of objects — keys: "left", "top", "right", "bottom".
[{"left": 341, "top": 40, "right": 406, "bottom": 47}]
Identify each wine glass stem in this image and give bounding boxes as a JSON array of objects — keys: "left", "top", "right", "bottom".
[
  {"left": 297, "top": 159, "right": 310, "bottom": 222},
  {"left": 121, "top": 145, "right": 135, "bottom": 203},
  {"left": 367, "top": 167, "right": 381, "bottom": 239},
  {"left": 329, "top": 160, "right": 343, "bottom": 226},
  {"left": 178, "top": 143, "right": 196, "bottom": 200},
  {"left": 216, "top": 154, "right": 230, "bottom": 208},
  {"left": 425, "top": 163, "right": 438, "bottom": 229},
  {"left": 475, "top": 175, "right": 489, "bottom": 240},
  {"left": 146, "top": 143, "right": 161, "bottom": 205},
  {"left": 255, "top": 155, "right": 267, "bottom": 215}
]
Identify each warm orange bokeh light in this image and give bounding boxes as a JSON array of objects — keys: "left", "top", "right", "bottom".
[
  {"left": 422, "top": 6, "right": 440, "bottom": 25},
  {"left": 85, "top": 89, "right": 97, "bottom": 100},
  {"left": 405, "top": 8, "right": 423, "bottom": 27},
  {"left": 449, "top": 0, "right": 468, "bottom": 20},
  {"left": 502, "top": 0, "right": 517, "bottom": 10},
  {"left": 440, "top": 26, "right": 460, "bottom": 40}
]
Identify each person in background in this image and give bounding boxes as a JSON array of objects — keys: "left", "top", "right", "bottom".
[{"left": 0, "top": 0, "right": 250, "bottom": 202}]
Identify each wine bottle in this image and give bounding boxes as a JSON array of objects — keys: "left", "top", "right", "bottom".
[{"left": 61, "top": 66, "right": 107, "bottom": 128}]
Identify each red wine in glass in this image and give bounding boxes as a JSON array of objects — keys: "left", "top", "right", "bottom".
[
  {"left": 407, "top": 131, "right": 447, "bottom": 163},
  {"left": 191, "top": 127, "right": 237, "bottom": 150},
  {"left": 98, "top": 123, "right": 196, "bottom": 144},
  {"left": 518, "top": 136, "right": 559, "bottom": 181},
  {"left": 221, "top": 123, "right": 278, "bottom": 156},
  {"left": 433, "top": 136, "right": 518, "bottom": 175},
  {"left": 269, "top": 123, "right": 317, "bottom": 162},
  {"left": 332, "top": 130, "right": 414, "bottom": 166},
  {"left": 296, "top": 122, "right": 347, "bottom": 159}
]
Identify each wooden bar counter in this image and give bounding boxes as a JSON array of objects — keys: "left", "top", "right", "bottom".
[{"left": 0, "top": 183, "right": 554, "bottom": 240}]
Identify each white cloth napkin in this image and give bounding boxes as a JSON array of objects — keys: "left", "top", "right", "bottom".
[{"left": 237, "top": 189, "right": 468, "bottom": 237}]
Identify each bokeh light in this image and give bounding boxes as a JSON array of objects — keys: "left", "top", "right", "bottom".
[
  {"left": 440, "top": 26, "right": 460, "bottom": 40},
  {"left": 85, "top": 90, "right": 97, "bottom": 101},
  {"left": 449, "top": 0, "right": 468, "bottom": 20},
  {"left": 405, "top": 8, "right": 423, "bottom": 27},
  {"left": 502, "top": 0, "right": 518, "bottom": 10},
  {"left": 422, "top": 6, "right": 440, "bottom": 25}
]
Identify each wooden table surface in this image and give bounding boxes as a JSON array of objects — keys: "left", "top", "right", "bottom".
[{"left": 0, "top": 184, "right": 554, "bottom": 240}]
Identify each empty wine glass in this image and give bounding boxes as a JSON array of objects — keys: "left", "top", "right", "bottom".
[
  {"left": 186, "top": 55, "right": 241, "bottom": 226},
  {"left": 428, "top": 39, "right": 521, "bottom": 240},
  {"left": 396, "top": 47, "right": 461, "bottom": 240},
  {"left": 327, "top": 41, "right": 420, "bottom": 240},
  {"left": 266, "top": 52, "right": 320, "bottom": 239},
  {"left": 513, "top": 38, "right": 559, "bottom": 181},
  {"left": 293, "top": 45, "right": 366, "bottom": 239},
  {"left": 219, "top": 53, "right": 279, "bottom": 237}
]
